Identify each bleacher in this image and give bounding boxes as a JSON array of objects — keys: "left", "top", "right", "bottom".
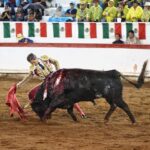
[{"left": 0, "top": 0, "right": 149, "bottom": 45}]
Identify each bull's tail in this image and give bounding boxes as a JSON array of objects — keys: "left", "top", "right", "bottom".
[{"left": 120, "top": 60, "right": 148, "bottom": 89}]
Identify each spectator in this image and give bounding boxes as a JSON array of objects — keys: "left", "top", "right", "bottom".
[
  {"left": 89, "top": 0, "right": 102, "bottom": 22},
  {"left": 116, "top": 1, "right": 129, "bottom": 22},
  {"left": 126, "top": 30, "right": 140, "bottom": 44},
  {"left": 126, "top": 0, "right": 143, "bottom": 22},
  {"left": 76, "top": 1, "right": 90, "bottom": 22},
  {"left": 34, "top": 9, "right": 42, "bottom": 21},
  {"left": 27, "top": 9, "right": 36, "bottom": 21},
  {"left": 1, "top": 5, "right": 11, "bottom": 21},
  {"left": 141, "top": 2, "right": 150, "bottom": 22},
  {"left": 102, "top": 0, "right": 117, "bottom": 22},
  {"left": 53, "top": 6, "right": 65, "bottom": 17},
  {"left": 15, "top": 6, "right": 24, "bottom": 21},
  {"left": 65, "top": 1, "right": 77, "bottom": 21},
  {"left": 17, "top": 33, "right": 34, "bottom": 43},
  {"left": 112, "top": 34, "right": 124, "bottom": 44}
]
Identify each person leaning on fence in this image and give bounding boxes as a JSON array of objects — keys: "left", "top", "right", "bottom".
[
  {"left": 17, "top": 33, "right": 33, "bottom": 43},
  {"left": 126, "top": 30, "right": 141, "bottom": 45},
  {"left": 112, "top": 34, "right": 124, "bottom": 44},
  {"left": 102, "top": 0, "right": 117, "bottom": 22},
  {"left": 89, "top": 0, "right": 102, "bottom": 22},
  {"left": 16, "top": 53, "right": 87, "bottom": 118},
  {"left": 126, "top": 0, "right": 143, "bottom": 22},
  {"left": 76, "top": 1, "right": 90, "bottom": 22}
]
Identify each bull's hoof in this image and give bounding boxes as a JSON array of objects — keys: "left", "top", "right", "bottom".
[
  {"left": 41, "top": 115, "right": 51, "bottom": 122},
  {"left": 40, "top": 117, "right": 46, "bottom": 122},
  {"left": 104, "top": 119, "right": 109, "bottom": 125},
  {"left": 132, "top": 122, "right": 138, "bottom": 126},
  {"left": 73, "top": 119, "right": 79, "bottom": 123}
]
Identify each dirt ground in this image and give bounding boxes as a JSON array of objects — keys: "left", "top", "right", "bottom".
[{"left": 0, "top": 78, "right": 150, "bottom": 150}]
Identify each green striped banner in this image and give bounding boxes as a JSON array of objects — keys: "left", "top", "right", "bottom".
[
  {"left": 28, "top": 23, "right": 35, "bottom": 37},
  {"left": 0, "top": 22, "right": 147, "bottom": 41},
  {"left": 53, "top": 23, "right": 60, "bottom": 38},
  {"left": 126, "top": 23, "right": 133, "bottom": 37},
  {"left": 3, "top": 23, "right": 10, "bottom": 38},
  {"left": 102, "top": 23, "right": 109, "bottom": 39},
  {"left": 78, "top": 23, "right": 84, "bottom": 38}
]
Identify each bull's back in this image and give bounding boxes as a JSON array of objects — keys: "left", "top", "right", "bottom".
[
  {"left": 59, "top": 68, "right": 122, "bottom": 100},
  {"left": 61, "top": 68, "right": 121, "bottom": 80},
  {"left": 59, "top": 68, "right": 122, "bottom": 90}
]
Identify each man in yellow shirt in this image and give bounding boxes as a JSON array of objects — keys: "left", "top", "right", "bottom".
[
  {"left": 89, "top": 0, "right": 103, "bottom": 22},
  {"left": 76, "top": 1, "right": 90, "bottom": 21},
  {"left": 17, "top": 53, "right": 86, "bottom": 118},
  {"left": 126, "top": 0, "right": 143, "bottom": 22},
  {"left": 102, "top": 0, "right": 117, "bottom": 22}
]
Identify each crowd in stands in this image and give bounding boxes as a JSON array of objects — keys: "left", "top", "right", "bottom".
[
  {"left": 0, "top": 0, "right": 46, "bottom": 21},
  {"left": 0, "top": 0, "right": 150, "bottom": 22}
]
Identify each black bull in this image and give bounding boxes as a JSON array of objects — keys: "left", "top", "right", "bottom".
[{"left": 31, "top": 61, "right": 147, "bottom": 124}]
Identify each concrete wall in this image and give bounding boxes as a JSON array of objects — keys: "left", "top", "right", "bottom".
[{"left": 0, "top": 46, "right": 149, "bottom": 76}]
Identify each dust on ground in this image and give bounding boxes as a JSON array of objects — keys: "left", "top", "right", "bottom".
[{"left": 0, "top": 78, "right": 150, "bottom": 150}]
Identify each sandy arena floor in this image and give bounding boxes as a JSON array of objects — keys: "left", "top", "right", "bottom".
[{"left": 0, "top": 78, "right": 150, "bottom": 150}]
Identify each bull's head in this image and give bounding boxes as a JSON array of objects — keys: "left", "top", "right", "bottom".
[
  {"left": 31, "top": 82, "right": 51, "bottom": 119},
  {"left": 31, "top": 101, "right": 47, "bottom": 119}
]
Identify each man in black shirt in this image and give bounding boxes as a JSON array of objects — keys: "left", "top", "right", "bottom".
[
  {"left": 112, "top": 34, "right": 124, "bottom": 44},
  {"left": 65, "top": 1, "right": 77, "bottom": 21}
]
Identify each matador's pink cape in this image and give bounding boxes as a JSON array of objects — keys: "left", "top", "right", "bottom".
[{"left": 6, "top": 84, "right": 26, "bottom": 120}]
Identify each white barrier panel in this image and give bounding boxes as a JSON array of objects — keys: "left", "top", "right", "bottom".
[{"left": 0, "top": 47, "right": 149, "bottom": 76}]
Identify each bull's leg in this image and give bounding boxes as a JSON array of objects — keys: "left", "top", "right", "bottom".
[
  {"left": 104, "top": 104, "right": 117, "bottom": 124},
  {"left": 115, "top": 98, "right": 136, "bottom": 124},
  {"left": 67, "top": 106, "right": 78, "bottom": 122},
  {"left": 43, "top": 98, "right": 67, "bottom": 121}
]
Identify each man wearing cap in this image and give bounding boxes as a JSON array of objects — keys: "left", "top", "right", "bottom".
[
  {"left": 126, "top": 0, "right": 143, "bottom": 22},
  {"left": 102, "top": 0, "right": 117, "bottom": 22},
  {"left": 76, "top": 1, "right": 90, "bottom": 21},
  {"left": 141, "top": 1, "right": 150, "bottom": 22},
  {"left": 17, "top": 33, "right": 33, "bottom": 43},
  {"left": 65, "top": 1, "right": 77, "bottom": 21},
  {"left": 17, "top": 53, "right": 86, "bottom": 118},
  {"left": 89, "top": 0, "right": 102, "bottom": 22}
]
